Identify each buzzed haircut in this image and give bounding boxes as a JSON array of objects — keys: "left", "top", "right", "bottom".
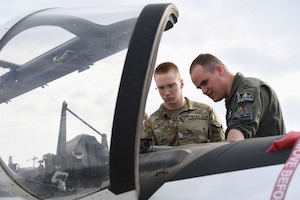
[
  {"left": 154, "top": 62, "right": 181, "bottom": 79},
  {"left": 190, "top": 53, "right": 225, "bottom": 74}
]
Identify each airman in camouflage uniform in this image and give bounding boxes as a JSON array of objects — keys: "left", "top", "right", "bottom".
[
  {"left": 142, "top": 97, "right": 224, "bottom": 146},
  {"left": 142, "top": 62, "right": 224, "bottom": 146}
]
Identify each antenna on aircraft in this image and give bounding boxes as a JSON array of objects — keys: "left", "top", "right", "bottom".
[
  {"left": 26, "top": 156, "right": 38, "bottom": 167},
  {"left": 57, "top": 101, "right": 108, "bottom": 154}
]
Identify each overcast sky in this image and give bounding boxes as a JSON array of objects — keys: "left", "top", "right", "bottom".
[{"left": 1, "top": 0, "right": 300, "bottom": 142}]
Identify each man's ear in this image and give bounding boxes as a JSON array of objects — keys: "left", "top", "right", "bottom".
[
  {"left": 180, "top": 79, "right": 184, "bottom": 88},
  {"left": 216, "top": 65, "right": 224, "bottom": 76}
]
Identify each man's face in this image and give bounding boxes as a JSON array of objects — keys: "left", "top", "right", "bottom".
[
  {"left": 155, "top": 71, "right": 183, "bottom": 104},
  {"left": 190, "top": 64, "right": 223, "bottom": 102}
]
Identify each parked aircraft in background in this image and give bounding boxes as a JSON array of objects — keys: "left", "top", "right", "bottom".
[{"left": 0, "top": 3, "right": 299, "bottom": 200}]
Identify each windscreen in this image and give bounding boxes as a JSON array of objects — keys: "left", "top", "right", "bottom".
[{"left": 0, "top": 6, "right": 141, "bottom": 199}]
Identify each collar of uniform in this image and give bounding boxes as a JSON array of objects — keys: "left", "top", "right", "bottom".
[
  {"left": 159, "top": 97, "right": 192, "bottom": 118},
  {"left": 226, "top": 72, "right": 244, "bottom": 105},
  {"left": 185, "top": 97, "right": 199, "bottom": 111}
]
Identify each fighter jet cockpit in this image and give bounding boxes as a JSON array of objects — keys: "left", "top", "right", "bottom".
[
  {"left": 0, "top": 3, "right": 181, "bottom": 199},
  {"left": 0, "top": 5, "right": 142, "bottom": 199}
]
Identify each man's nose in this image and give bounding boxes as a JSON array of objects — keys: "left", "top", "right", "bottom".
[
  {"left": 201, "top": 87, "right": 208, "bottom": 95},
  {"left": 163, "top": 88, "right": 171, "bottom": 95}
]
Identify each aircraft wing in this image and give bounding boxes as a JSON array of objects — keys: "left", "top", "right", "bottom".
[{"left": 0, "top": 12, "right": 136, "bottom": 103}]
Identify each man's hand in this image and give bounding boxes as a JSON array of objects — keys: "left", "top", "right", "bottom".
[{"left": 227, "top": 129, "right": 245, "bottom": 141}]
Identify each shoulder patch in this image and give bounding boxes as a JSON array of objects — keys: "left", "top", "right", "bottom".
[{"left": 237, "top": 92, "right": 254, "bottom": 103}]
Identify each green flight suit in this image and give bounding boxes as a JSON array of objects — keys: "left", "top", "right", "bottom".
[
  {"left": 142, "top": 97, "right": 225, "bottom": 146},
  {"left": 225, "top": 72, "right": 286, "bottom": 138}
]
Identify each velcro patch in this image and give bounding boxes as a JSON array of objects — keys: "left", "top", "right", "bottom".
[
  {"left": 237, "top": 92, "right": 254, "bottom": 103},
  {"left": 240, "top": 113, "right": 251, "bottom": 119}
]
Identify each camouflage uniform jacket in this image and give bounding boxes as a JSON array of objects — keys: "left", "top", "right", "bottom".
[
  {"left": 142, "top": 97, "right": 225, "bottom": 146},
  {"left": 225, "top": 72, "right": 286, "bottom": 138}
]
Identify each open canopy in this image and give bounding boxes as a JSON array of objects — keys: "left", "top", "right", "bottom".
[{"left": 0, "top": 3, "right": 179, "bottom": 199}]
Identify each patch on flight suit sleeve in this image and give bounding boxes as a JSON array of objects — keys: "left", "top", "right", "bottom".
[
  {"left": 237, "top": 106, "right": 252, "bottom": 119},
  {"left": 237, "top": 91, "right": 254, "bottom": 103}
]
